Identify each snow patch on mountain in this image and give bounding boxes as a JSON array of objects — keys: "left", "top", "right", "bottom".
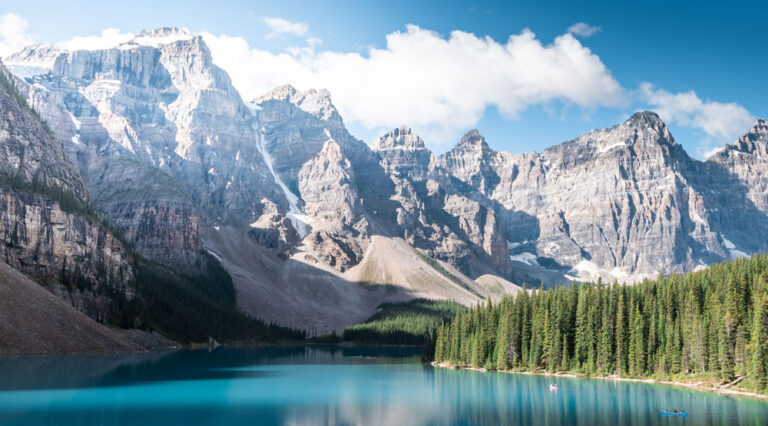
[
  {"left": 125, "top": 28, "right": 194, "bottom": 48},
  {"left": 597, "top": 141, "right": 626, "bottom": 154},
  {"left": 256, "top": 127, "right": 311, "bottom": 238},
  {"left": 722, "top": 234, "right": 748, "bottom": 259},
  {"left": 510, "top": 252, "right": 539, "bottom": 266},
  {"left": 66, "top": 111, "right": 81, "bottom": 144},
  {"left": 609, "top": 267, "right": 628, "bottom": 281},
  {"left": 566, "top": 260, "right": 602, "bottom": 280}
]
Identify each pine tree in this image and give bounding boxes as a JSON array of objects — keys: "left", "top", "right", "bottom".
[
  {"left": 615, "top": 290, "right": 627, "bottom": 375},
  {"left": 750, "top": 294, "right": 768, "bottom": 392},
  {"left": 542, "top": 308, "right": 552, "bottom": 371},
  {"left": 630, "top": 302, "right": 645, "bottom": 375},
  {"left": 574, "top": 283, "right": 590, "bottom": 369},
  {"left": 598, "top": 291, "right": 614, "bottom": 375},
  {"left": 470, "top": 332, "right": 481, "bottom": 368},
  {"left": 495, "top": 309, "right": 511, "bottom": 370},
  {"left": 434, "top": 323, "right": 445, "bottom": 362},
  {"left": 719, "top": 314, "right": 736, "bottom": 382}
]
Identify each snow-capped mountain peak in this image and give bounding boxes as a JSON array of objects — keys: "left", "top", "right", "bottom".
[
  {"left": 255, "top": 84, "right": 339, "bottom": 121},
  {"left": 122, "top": 27, "right": 195, "bottom": 49}
]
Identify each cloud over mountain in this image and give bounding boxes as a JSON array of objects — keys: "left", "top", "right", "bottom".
[
  {"left": 202, "top": 25, "right": 625, "bottom": 146},
  {"left": 640, "top": 82, "right": 755, "bottom": 156},
  {"left": 0, "top": 13, "right": 33, "bottom": 57}
]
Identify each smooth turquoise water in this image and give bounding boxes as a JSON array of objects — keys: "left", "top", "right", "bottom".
[{"left": 0, "top": 346, "right": 767, "bottom": 425}]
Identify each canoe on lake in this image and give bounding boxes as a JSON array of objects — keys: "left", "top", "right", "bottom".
[{"left": 661, "top": 410, "right": 688, "bottom": 417}]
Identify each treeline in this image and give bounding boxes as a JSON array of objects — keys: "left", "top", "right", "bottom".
[
  {"left": 341, "top": 299, "right": 464, "bottom": 345},
  {"left": 130, "top": 252, "right": 306, "bottom": 343},
  {"left": 431, "top": 255, "right": 768, "bottom": 394},
  {"left": 0, "top": 171, "right": 97, "bottom": 219}
]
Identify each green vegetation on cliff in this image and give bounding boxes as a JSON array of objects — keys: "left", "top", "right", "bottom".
[{"left": 431, "top": 255, "right": 768, "bottom": 395}]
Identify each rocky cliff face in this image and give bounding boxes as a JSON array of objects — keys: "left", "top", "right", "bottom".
[
  {"left": 439, "top": 112, "right": 757, "bottom": 283},
  {"left": 256, "top": 85, "right": 354, "bottom": 191},
  {"left": 704, "top": 118, "right": 768, "bottom": 256},
  {"left": 6, "top": 28, "right": 286, "bottom": 268},
  {"left": 0, "top": 191, "right": 134, "bottom": 320},
  {"left": 370, "top": 126, "right": 512, "bottom": 279},
  {"left": 0, "top": 62, "right": 134, "bottom": 322}
]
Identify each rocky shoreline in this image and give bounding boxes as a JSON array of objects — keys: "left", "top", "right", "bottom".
[{"left": 431, "top": 361, "right": 768, "bottom": 400}]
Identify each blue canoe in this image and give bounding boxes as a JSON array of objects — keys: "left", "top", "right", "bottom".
[{"left": 661, "top": 410, "right": 689, "bottom": 417}]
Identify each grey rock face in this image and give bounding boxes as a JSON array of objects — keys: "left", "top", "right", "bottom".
[
  {"left": 85, "top": 158, "right": 201, "bottom": 267},
  {"left": 255, "top": 85, "right": 352, "bottom": 191},
  {"left": 0, "top": 190, "right": 134, "bottom": 320},
  {"left": 299, "top": 139, "right": 369, "bottom": 237},
  {"left": 7, "top": 29, "right": 285, "bottom": 267},
  {"left": 247, "top": 199, "right": 300, "bottom": 259},
  {"left": 306, "top": 230, "right": 364, "bottom": 272},
  {"left": 704, "top": 119, "right": 768, "bottom": 255},
  {"left": 439, "top": 112, "right": 747, "bottom": 283},
  {"left": 0, "top": 62, "right": 134, "bottom": 321},
  {"left": 439, "top": 129, "right": 500, "bottom": 196},
  {"left": 371, "top": 126, "right": 512, "bottom": 279},
  {"left": 0, "top": 73, "right": 85, "bottom": 200}
]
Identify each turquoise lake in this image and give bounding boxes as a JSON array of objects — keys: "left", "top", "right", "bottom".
[{"left": 1, "top": 346, "right": 767, "bottom": 425}]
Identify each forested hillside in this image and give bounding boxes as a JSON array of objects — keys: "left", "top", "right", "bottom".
[
  {"left": 431, "top": 255, "right": 768, "bottom": 394},
  {"left": 341, "top": 299, "right": 464, "bottom": 345}
]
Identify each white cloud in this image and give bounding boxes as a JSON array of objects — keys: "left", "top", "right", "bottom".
[
  {"left": 702, "top": 145, "right": 727, "bottom": 159},
  {"left": 0, "top": 13, "right": 34, "bottom": 58},
  {"left": 567, "top": 22, "right": 602, "bottom": 38},
  {"left": 0, "top": 18, "right": 135, "bottom": 58},
  {"left": 263, "top": 17, "right": 309, "bottom": 38},
  {"left": 202, "top": 25, "right": 625, "bottom": 146},
  {"left": 640, "top": 82, "right": 755, "bottom": 149},
  {"left": 55, "top": 28, "right": 134, "bottom": 51}
]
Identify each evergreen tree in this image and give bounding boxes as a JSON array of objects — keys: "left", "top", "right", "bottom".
[
  {"left": 719, "top": 314, "right": 736, "bottom": 382},
  {"left": 615, "top": 290, "right": 628, "bottom": 375},
  {"left": 750, "top": 294, "right": 768, "bottom": 391},
  {"left": 495, "top": 308, "right": 511, "bottom": 370}
]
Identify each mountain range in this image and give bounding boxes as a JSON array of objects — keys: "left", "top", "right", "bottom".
[{"left": 2, "top": 27, "right": 767, "bottom": 340}]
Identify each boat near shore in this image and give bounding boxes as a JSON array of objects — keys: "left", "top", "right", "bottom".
[{"left": 661, "top": 410, "right": 688, "bottom": 417}]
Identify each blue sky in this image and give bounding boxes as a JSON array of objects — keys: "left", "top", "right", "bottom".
[{"left": 1, "top": 0, "right": 765, "bottom": 157}]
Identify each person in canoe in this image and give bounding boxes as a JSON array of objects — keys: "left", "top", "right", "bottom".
[
  {"left": 661, "top": 409, "right": 688, "bottom": 417},
  {"left": 549, "top": 384, "right": 559, "bottom": 391}
]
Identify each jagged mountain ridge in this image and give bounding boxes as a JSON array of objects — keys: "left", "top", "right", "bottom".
[
  {"left": 5, "top": 28, "right": 768, "bottom": 330},
  {"left": 440, "top": 112, "right": 725, "bottom": 283}
]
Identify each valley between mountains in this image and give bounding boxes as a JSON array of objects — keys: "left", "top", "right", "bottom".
[{"left": 2, "top": 27, "right": 768, "bottom": 350}]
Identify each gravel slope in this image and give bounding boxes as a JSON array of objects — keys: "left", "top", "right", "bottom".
[{"left": 0, "top": 260, "right": 144, "bottom": 354}]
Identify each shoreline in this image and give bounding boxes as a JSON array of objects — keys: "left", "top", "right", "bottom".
[
  {"left": 431, "top": 361, "right": 768, "bottom": 400},
  {"left": 0, "top": 340, "right": 424, "bottom": 356}
]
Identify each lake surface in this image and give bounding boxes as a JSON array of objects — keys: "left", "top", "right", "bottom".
[{"left": 0, "top": 346, "right": 767, "bottom": 425}]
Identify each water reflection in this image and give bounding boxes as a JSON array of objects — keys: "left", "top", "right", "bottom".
[{"left": 0, "top": 346, "right": 766, "bottom": 425}]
